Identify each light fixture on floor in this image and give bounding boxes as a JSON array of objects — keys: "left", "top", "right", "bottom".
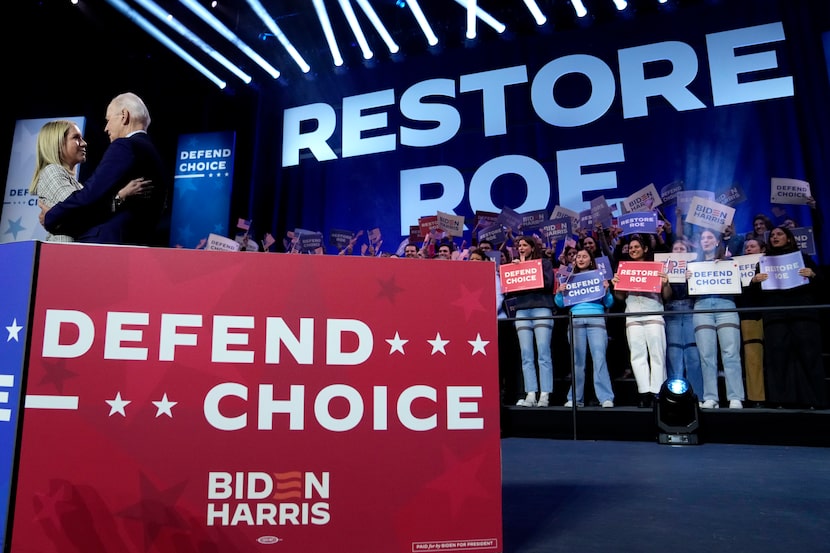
[{"left": 655, "top": 378, "right": 700, "bottom": 445}]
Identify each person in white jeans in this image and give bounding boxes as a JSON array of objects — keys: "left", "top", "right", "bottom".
[{"left": 612, "top": 235, "right": 672, "bottom": 408}]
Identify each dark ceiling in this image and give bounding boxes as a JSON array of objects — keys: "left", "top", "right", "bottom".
[{"left": 16, "top": 0, "right": 697, "bottom": 93}]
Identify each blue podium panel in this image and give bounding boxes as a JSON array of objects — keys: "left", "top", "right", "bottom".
[{"left": 0, "top": 240, "right": 37, "bottom": 551}]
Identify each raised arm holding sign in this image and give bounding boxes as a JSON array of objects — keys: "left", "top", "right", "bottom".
[{"left": 770, "top": 177, "right": 812, "bottom": 205}]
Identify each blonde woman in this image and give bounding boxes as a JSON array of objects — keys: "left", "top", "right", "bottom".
[{"left": 30, "top": 120, "right": 145, "bottom": 242}]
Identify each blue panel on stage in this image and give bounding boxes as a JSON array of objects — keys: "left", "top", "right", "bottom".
[
  {"left": 0, "top": 240, "right": 37, "bottom": 549},
  {"left": 169, "top": 131, "right": 236, "bottom": 248},
  {"left": 824, "top": 31, "right": 830, "bottom": 86}
]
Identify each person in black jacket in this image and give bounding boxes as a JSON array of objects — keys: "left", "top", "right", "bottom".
[
  {"left": 750, "top": 226, "right": 827, "bottom": 409},
  {"left": 505, "top": 235, "right": 555, "bottom": 407}
]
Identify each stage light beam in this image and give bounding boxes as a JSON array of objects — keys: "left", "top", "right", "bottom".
[
  {"left": 523, "top": 0, "right": 547, "bottom": 25},
  {"left": 133, "top": 0, "right": 252, "bottom": 84},
  {"left": 103, "top": 0, "right": 227, "bottom": 89},
  {"left": 405, "top": 0, "right": 438, "bottom": 46},
  {"left": 179, "top": 0, "right": 280, "bottom": 79},
  {"left": 312, "top": 0, "right": 344, "bottom": 66},
  {"left": 355, "top": 0, "right": 400, "bottom": 54},
  {"left": 338, "top": 0, "right": 373, "bottom": 60},
  {"left": 466, "top": 0, "right": 477, "bottom": 40},
  {"left": 246, "top": 0, "right": 311, "bottom": 73},
  {"left": 452, "top": 0, "right": 505, "bottom": 34}
]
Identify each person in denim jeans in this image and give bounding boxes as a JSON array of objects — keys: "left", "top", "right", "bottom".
[
  {"left": 690, "top": 229, "right": 745, "bottom": 409},
  {"left": 505, "top": 236, "right": 555, "bottom": 407},
  {"left": 555, "top": 248, "right": 615, "bottom": 407},
  {"left": 664, "top": 239, "right": 703, "bottom": 399}
]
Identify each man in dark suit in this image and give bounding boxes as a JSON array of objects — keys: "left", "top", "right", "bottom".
[{"left": 41, "top": 92, "right": 168, "bottom": 246}]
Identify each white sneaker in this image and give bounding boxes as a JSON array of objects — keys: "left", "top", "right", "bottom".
[
  {"left": 700, "top": 399, "right": 719, "bottom": 409},
  {"left": 601, "top": 400, "right": 614, "bottom": 408},
  {"left": 516, "top": 393, "right": 537, "bottom": 407},
  {"left": 564, "top": 400, "right": 573, "bottom": 408},
  {"left": 537, "top": 393, "right": 550, "bottom": 407},
  {"left": 729, "top": 400, "right": 743, "bottom": 409}
]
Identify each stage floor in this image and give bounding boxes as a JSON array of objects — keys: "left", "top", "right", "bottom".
[{"left": 500, "top": 437, "right": 830, "bottom": 553}]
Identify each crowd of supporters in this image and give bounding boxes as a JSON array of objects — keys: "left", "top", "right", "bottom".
[{"left": 270, "top": 207, "right": 827, "bottom": 411}]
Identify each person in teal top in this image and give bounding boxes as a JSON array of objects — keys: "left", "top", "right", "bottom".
[{"left": 555, "top": 247, "right": 616, "bottom": 407}]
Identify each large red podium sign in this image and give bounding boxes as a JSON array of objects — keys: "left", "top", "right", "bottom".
[{"left": 10, "top": 244, "right": 502, "bottom": 553}]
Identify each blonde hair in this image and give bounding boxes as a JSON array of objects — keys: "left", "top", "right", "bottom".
[{"left": 29, "top": 120, "right": 73, "bottom": 194}]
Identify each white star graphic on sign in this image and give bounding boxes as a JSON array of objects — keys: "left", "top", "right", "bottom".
[
  {"left": 6, "top": 318, "right": 22, "bottom": 342},
  {"left": 468, "top": 333, "right": 489, "bottom": 355},
  {"left": 152, "top": 393, "right": 178, "bottom": 418},
  {"left": 427, "top": 332, "right": 449, "bottom": 355},
  {"left": 105, "top": 392, "right": 131, "bottom": 417},
  {"left": 386, "top": 332, "right": 408, "bottom": 355}
]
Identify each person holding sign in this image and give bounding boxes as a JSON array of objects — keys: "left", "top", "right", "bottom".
[
  {"left": 471, "top": 248, "right": 521, "bottom": 406},
  {"left": 736, "top": 238, "right": 766, "bottom": 407},
  {"left": 611, "top": 235, "right": 672, "bottom": 408},
  {"left": 505, "top": 236, "right": 555, "bottom": 407},
  {"left": 555, "top": 248, "right": 615, "bottom": 408},
  {"left": 689, "top": 229, "right": 745, "bottom": 409},
  {"left": 749, "top": 226, "right": 826, "bottom": 409},
  {"left": 664, "top": 239, "right": 703, "bottom": 399}
]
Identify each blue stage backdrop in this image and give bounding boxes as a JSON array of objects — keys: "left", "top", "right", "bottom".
[{"left": 247, "top": 1, "right": 829, "bottom": 261}]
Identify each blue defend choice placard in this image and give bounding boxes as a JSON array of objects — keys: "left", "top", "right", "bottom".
[{"left": 169, "top": 131, "right": 236, "bottom": 248}]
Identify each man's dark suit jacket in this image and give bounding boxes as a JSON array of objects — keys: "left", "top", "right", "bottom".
[{"left": 43, "top": 132, "right": 167, "bottom": 246}]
